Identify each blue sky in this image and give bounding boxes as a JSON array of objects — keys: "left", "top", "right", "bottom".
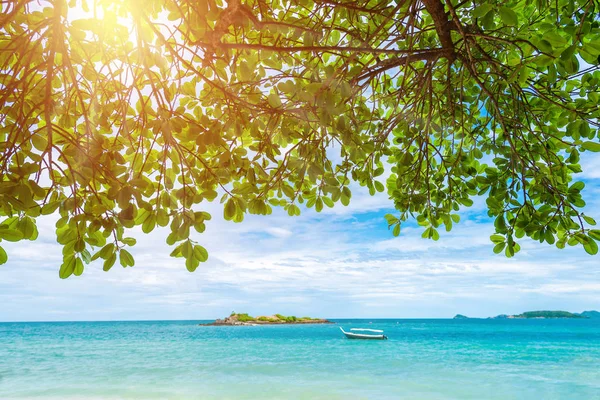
[{"left": 1, "top": 155, "right": 599, "bottom": 322}]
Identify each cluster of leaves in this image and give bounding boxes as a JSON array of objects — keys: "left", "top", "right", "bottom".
[{"left": 1, "top": 0, "right": 599, "bottom": 278}]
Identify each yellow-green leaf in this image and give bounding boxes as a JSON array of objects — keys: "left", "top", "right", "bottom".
[
  {"left": 193, "top": 244, "right": 208, "bottom": 262},
  {"left": 581, "top": 141, "right": 600, "bottom": 152},
  {"left": 119, "top": 249, "right": 135, "bottom": 267},
  {"left": 0, "top": 229, "right": 24, "bottom": 242},
  {"left": 74, "top": 257, "right": 84, "bottom": 276}
]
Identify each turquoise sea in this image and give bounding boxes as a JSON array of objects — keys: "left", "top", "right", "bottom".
[{"left": 1, "top": 319, "right": 599, "bottom": 399}]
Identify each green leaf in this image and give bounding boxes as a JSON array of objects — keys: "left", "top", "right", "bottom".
[
  {"left": 505, "top": 244, "right": 515, "bottom": 257},
  {"left": 385, "top": 214, "right": 398, "bottom": 225},
  {"left": 98, "top": 243, "right": 115, "bottom": 259},
  {"left": 156, "top": 209, "right": 169, "bottom": 227},
  {"left": 561, "top": 56, "right": 579, "bottom": 74},
  {"left": 142, "top": 214, "right": 156, "bottom": 233},
  {"left": 584, "top": 239, "right": 598, "bottom": 255},
  {"left": 581, "top": 141, "right": 600, "bottom": 152},
  {"left": 170, "top": 244, "right": 183, "bottom": 258},
  {"left": 490, "top": 234, "right": 504, "bottom": 243},
  {"left": 59, "top": 256, "right": 76, "bottom": 279},
  {"left": 16, "top": 218, "right": 36, "bottom": 240},
  {"left": 340, "top": 194, "right": 350, "bottom": 206},
  {"left": 224, "top": 198, "right": 236, "bottom": 220},
  {"left": 119, "top": 249, "right": 135, "bottom": 267},
  {"left": 544, "top": 31, "right": 567, "bottom": 47},
  {"left": 103, "top": 253, "right": 117, "bottom": 272},
  {"left": 122, "top": 237, "right": 137, "bottom": 246},
  {"left": 473, "top": 3, "right": 493, "bottom": 18},
  {"left": 0, "top": 246, "right": 7, "bottom": 264},
  {"left": 81, "top": 248, "right": 92, "bottom": 263},
  {"left": 315, "top": 198, "right": 323, "bottom": 212},
  {"left": 460, "top": 198, "right": 473, "bottom": 207},
  {"left": 422, "top": 227, "right": 431, "bottom": 239},
  {"left": 134, "top": 208, "right": 150, "bottom": 225},
  {"left": 582, "top": 41, "right": 600, "bottom": 56},
  {"left": 583, "top": 215, "right": 596, "bottom": 226},
  {"left": 239, "top": 62, "right": 252, "bottom": 81},
  {"left": 193, "top": 245, "right": 208, "bottom": 262},
  {"left": 186, "top": 256, "right": 200, "bottom": 272},
  {"left": 392, "top": 224, "right": 401, "bottom": 237},
  {"left": 181, "top": 240, "right": 193, "bottom": 259},
  {"left": 569, "top": 181, "right": 585, "bottom": 192},
  {"left": 74, "top": 257, "right": 84, "bottom": 276},
  {"left": 267, "top": 93, "right": 282, "bottom": 108},
  {"left": 499, "top": 7, "right": 518, "bottom": 26},
  {"left": 0, "top": 229, "right": 24, "bottom": 242},
  {"left": 494, "top": 216, "right": 507, "bottom": 232},
  {"left": 493, "top": 242, "right": 506, "bottom": 254},
  {"left": 74, "top": 238, "right": 85, "bottom": 253}
]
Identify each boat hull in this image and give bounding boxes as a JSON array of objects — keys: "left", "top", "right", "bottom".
[
  {"left": 343, "top": 332, "right": 387, "bottom": 340},
  {"left": 340, "top": 328, "right": 387, "bottom": 340}
]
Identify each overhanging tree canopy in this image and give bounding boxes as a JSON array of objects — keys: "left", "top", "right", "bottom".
[{"left": 1, "top": 0, "right": 599, "bottom": 277}]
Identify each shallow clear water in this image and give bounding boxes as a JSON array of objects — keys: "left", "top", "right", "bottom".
[{"left": 1, "top": 319, "right": 599, "bottom": 399}]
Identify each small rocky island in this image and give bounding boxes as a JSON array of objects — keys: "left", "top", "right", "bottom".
[
  {"left": 453, "top": 310, "right": 599, "bottom": 319},
  {"left": 199, "top": 313, "right": 333, "bottom": 326},
  {"left": 453, "top": 314, "right": 469, "bottom": 319}
]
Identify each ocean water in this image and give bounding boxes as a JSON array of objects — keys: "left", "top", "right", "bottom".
[{"left": 1, "top": 319, "right": 599, "bottom": 399}]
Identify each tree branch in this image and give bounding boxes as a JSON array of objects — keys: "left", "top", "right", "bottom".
[{"left": 421, "top": 0, "right": 456, "bottom": 61}]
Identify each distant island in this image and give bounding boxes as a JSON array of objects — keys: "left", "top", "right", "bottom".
[
  {"left": 502, "top": 311, "right": 586, "bottom": 319},
  {"left": 453, "top": 314, "right": 469, "bottom": 319},
  {"left": 199, "top": 313, "right": 332, "bottom": 326},
  {"left": 453, "top": 310, "right": 599, "bottom": 320},
  {"left": 580, "top": 310, "right": 600, "bottom": 319}
]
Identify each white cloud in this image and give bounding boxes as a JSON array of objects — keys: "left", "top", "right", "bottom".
[
  {"left": 263, "top": 227, "right": 293, "bottom": 238},
  {"left": 580, "top": 153, "right": 600, "bottom": 179}
]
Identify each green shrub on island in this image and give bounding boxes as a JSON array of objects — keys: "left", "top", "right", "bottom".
[
  {"left": 273, "top": 314, "right": 297, "bottom": 322},
  {"left": 235, "top": 313, "right": 255, "bottom": 322}
]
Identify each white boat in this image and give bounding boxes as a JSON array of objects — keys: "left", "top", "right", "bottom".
[{"left": 340, "top": 327, "right": 388, "bottom": 340}]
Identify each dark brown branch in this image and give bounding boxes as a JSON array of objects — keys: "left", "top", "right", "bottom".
[
  {"left": 421, "top": 0, "right": 456, "bottom": 61},
  {"left": 197, "top": 41, "right": 444, "bottom": 56},
  {"left": 354, "top": 49, "right": 447, "bottom": 82}
]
